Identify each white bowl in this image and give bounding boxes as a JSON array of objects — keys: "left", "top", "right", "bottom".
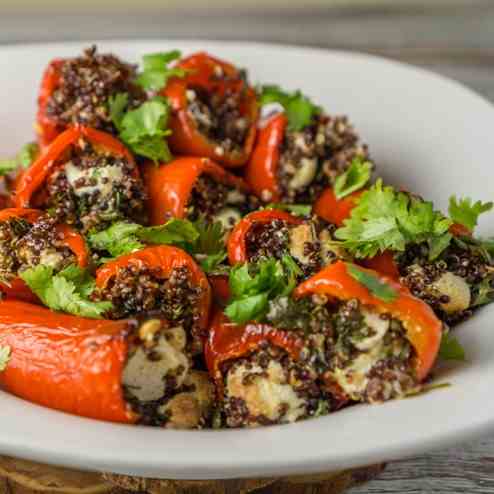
[{"left": 0, "top": 40, "right": 493, "bottom": 480}]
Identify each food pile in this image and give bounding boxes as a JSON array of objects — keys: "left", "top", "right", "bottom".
[{"left": 0, "top": 46, "right": 492, "bottom": 429}]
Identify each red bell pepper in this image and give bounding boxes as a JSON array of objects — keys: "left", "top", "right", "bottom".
[
  {"left": 96, "top": 245, "right": 212, "bottom": 340},
  {"left": 143, "top": 156, "right": 249, "bottom": 225},
  {"left": 208, "top": 274, "right": 231, "bottom": 307},
  {"left": 0, "top": 208, "right": 89, "bottom": 303},
  {"left": 0, "top": 299, "right": 139, "bottom": 423},
  {"left": 205, "top": 311, "right": 304, "bottom": 393},
  {"left": 244, "top": 113, "right": 288, "bottom": 203},
  {"left": 36, "top": 59, "right": 65, "bottom": 148},
  {"left": 227, "top": 209, "right": 302, "bottom": 265},
  {"left": 294, "top": 261, "right": 442, "bottom": 381},
  {"left": 312, "top": 187, "right": 363, "bottom": 227},
  {"left": 14, "top": 125, "right": 136, "bottom": 209},
  {"left": 162, "top": 52, "right": 259, "bottom": 168}
]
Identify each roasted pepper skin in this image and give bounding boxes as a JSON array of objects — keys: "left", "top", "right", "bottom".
[
  {"left": 0, "top": 300, "right": 136, "bottom": 423},
  {"left": 14, "top": 126, "right": 136, "bottom": 209},
  {"left": 294, "top": 261, "right": 442, "bottom": 381},
  {"left": 312, "top": 187, "right": 363, "bottom": 227},
  {"left": 227, "top": 209, "right": 302, "bottom": 265},
  {"left": 205, "top": 311, "right": 304, "bottom": 392},
  {"left": 96, "top": 245, "right": 212, "bottom": 336},
  {"left": 143, "top": 156, "right": 249, "bottom": 225},
  {"left": 162, "top": 52, "right": 259, "bottom": 168},
  {"left": 244, "top": 113, "right": 288, "bottom": 203},
  {"left": 0, "top": 208, "right": 89, "bottom": 303}
]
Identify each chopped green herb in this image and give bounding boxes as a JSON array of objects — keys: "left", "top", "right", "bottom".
[
  {"left": 20, "top": 265, "right": 112, "bottom": 319},
  {"left": 472, "top": 277, "right": 494, "bottom": 307},
  {"left": 438, "top": 333, "right": 466, "bottom": 361},
  {"left": 136, "top": 50, "right": 186, "bottom": 92},
  {"left": 427, "top": 232, "right": 453, "bottom": 261},
  {"left": 266, "top": 203, "right": 312, "bottom": 217},
  {"left": 109, "top": 94, "right": 173, "bottom": 163},
  {"left": 224, "top": 256, "right": 300, "bottom": 324},
  {"left": 333, "top": 157, "right": 372, "bottom": 200},
  {"left": 335, "top": 180, "right": 452, "bottom": 258},
  {"left": 0, "top": 142, "right": 39, "bottom": 175},
  {"left": 88, "top": 222, "right": 143, "bottom": 259},
  {"left": 259, "top": 85, "right": 321, "bottom": 131},
  {"left": 346, "top": 263, "right": 397, "bottom": 303},
  {"left": 0, "top": 345, "right": 11, "bottom": 372},
  {"left": 448, "top": 196, "right": 493, "bottom": 232}
]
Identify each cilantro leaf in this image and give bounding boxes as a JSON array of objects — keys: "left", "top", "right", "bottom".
[
  {"left": 0, "top": 345, "right": 11, "bottom": 372},
  {"left": 136, "top": 50, "right": 186, "bottom": 92},
  {"left": 109, "top": 94, "right": 173, "bottom": 163},
  {"left": 334, "top": 157, "right": 372, "bottom": 200},
  {"left": 472, "top": 276, "right": 494, "bottom": 307},
  {"left": 448, "top": 196, "right": 493, "bottom": 232},
  {"left": 439, "top": 333, "right": 466, "bottom": 361},
  {"left": 335, "top": 180, "right": 453, "bottom": 258},
  {"left": 266, "top": 203, "right": 312, "bottom": 217},
  {"left": 20, "top": 265, "right": 112, "bottom": 319},
  {"left": 224, "top": 257, "right": 300, "bottom": 324},
  {"left": 138, "top": 219, "right": 199, "bottom": 246},
  {"left": 0, "top": 142, "right": 39, "bottom": 175},
  {"left": 88, "top": 222, "right": 143, "bottom": 259},
  {"left": 259, "top": 85, "right": 320, "bottom": 131},
  {"left": 346, "top": 263, "right": 397, "bottom": 303}
]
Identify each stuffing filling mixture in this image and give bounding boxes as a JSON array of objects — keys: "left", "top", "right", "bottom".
[
  {"left": 322, "top": 299, "right": 417, "bottom": 404},
  {"left": 396, "top": 238, "right": 494, "bottom": 325},
  {"left": 0, "top": 216, "right": 75, "bottom": 283},
  {"left": 45, "top": 46, "right": 144, "bottom": 133},
  {"left": 186, "top": 175, "right": 258, "bottom": 229},
  {"left": 245, "top": 218, "right": 344, "bottom": 278},
  {"left": 122, "top": 319, "right": 214, "bottom": 428},
  {"left": 45, "top": 141, "right": 146, "bottom": 233},
  {"left": 97, "top": 263, "right": 204, "bottom": 353},
  {"left": 277, "top": 115, "right": 369, "bottom": 203},
  {"left": 187, "top": 80, "right": 251, "bottom": 155}
]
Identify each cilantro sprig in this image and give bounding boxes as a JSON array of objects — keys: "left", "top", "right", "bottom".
[
  {"left": 0, "top": 345, "right": 11, "bottom": 372},
  {"left": 438, "top": 333, "right": 466, "bottom": 361},
  {"left": 224, "top": 256, "right": 301, "bottom": 324},
  {"left": 448, "top": 196, "right": 493, "bottom": 232},
  {"left": 334, "top": 157, "right": 372, "bottom": 200},
  {"left": 259, "top": 85, "right": 321, "bottom": 131},
  {"left": 266, "top": 203, "right": 312, "bottom": 217},
  {"left": 346, "top": 263, "right": 397, "bottom": 303},
  {"left": 20, "top": 265, "right": 112, "bottom": 319},
  {"left": 136, "top": 50, "right": 186, "bottom": 92},
  {"left": 89, "top": 218, "right": 227, "bottom": 273},
  {"left": 0, "top": 142, "right": 39, "bottom": 176},
  {"left": 335, "top": 180, "right": 453, "bottom": 259},
  {"left": 109, "top": 93, "right": 173, "bottom": 163}
]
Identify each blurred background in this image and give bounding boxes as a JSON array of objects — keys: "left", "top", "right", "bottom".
[{"left": 1, "top": 0, "right": 493, "bottom": 102}]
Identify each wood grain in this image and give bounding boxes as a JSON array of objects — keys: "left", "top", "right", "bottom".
[{"left": 1, "top": 3, "right": 494, "bottom": 493}]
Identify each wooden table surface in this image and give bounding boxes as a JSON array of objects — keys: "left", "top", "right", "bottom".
[{"left": 1, "top": 2, "right": 494, "bottom": 492}]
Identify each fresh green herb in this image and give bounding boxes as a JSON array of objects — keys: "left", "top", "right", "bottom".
[
  {"left": 20, "top": 265, "right": 112, "bottom": 319},
  {"left": 482, "top": 238, "right": 494, "bottom": 256},
  {"left": 448, "top": 196, "right": 493, "bottom": 232},
  {"left": 0, "top": 345, "right": 11, "bottom": 372},
  {"left": 346, "top": 263, "right": 398, "bottom": 303},
  {"left": 266, "top": 203, "right": 312, "bottom": 217},
  {"left": 334, "top": 157, "right": 372, "bottom": 200},
  {"left": 136, "top": 50, "right": 186, "bottom": 92},
  {"left": 427, "top": 232, "right": 453, "bottom": 261},
  {"left": 259, "top": 85, "right": 321, "bottom": 131},
  {"left": 438, "top": 333, "right": 466, "bottom": 361},
  {"left": 335, "top": 180, "right": 452, "bottom": 258},
  {"left": 0, "top": 142, "right": 39, "bottom": 175},
  {"left": 88, "top": 218, "right": 227, "bottom": 273},
  {"left": 109, "top": 94, "right": 173, "bottom": 163},
  {"left": 472, "top": 276, "right": 494, "bottom": 307},
  {"left": 224, "top": 256, "right": 300, "bottom": 324}
]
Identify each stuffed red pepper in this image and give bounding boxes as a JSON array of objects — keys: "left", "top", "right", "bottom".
[{"left": 162, "top": 52, "right": 259, "bottom": 167}]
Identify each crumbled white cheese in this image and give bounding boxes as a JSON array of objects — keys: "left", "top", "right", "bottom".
[
  {"left": 433, "top": 271, "right": 471, "bottom": 314},
  {"left": 65, "top": 162, "right": 123, "bottom": 199},
  {"left": 213, "top": 207, "right": 242, "bottom": 230},
  {"left": 288, "top": 224, "right": 316, "bottom": 265},
  {"left": 288, "top": 157, "right": 317, "bottom": 190}
]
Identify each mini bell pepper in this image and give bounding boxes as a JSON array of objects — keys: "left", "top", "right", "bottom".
[
  {"left": 96, "top": 245, "right": 212, "bottom": 342},
  {"left": 0, "top": 208, "right": 89, "bottom": 303},
  {"left": 312, "top": 187, "right": 363, "bottom": 227},
  {"left": 162, "top": 52, "right": 259, "bottom": 168},
  {"left": 205, "top": 311, "right": 304, "bottom": 393},
  {"left": 294, "top": 261, "right": 442, "bottom": 381},
  {"left": 244, "top": 113, "right": 288, "bottom": 203},
  {"left": 227, "top": 209, "right": 302, "bottom": 265},
  {"left": 0, "top": 299, "right": 140, "bottom": 423},
  {"left": 143, "top": 156, "right": 249, "bottom": 225},
  {"left": 15, "top": 125, "right": 136, "bottom": 209}
]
